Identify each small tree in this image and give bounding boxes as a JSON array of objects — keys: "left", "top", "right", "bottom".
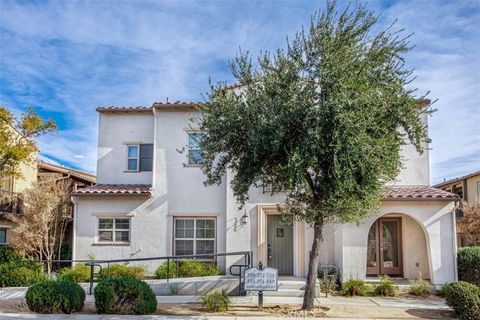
[
  {"left": 458, "top": 202, "right": 480, "bottom": 246},
  {"left": 197, "top": 1, "right": 432, "bottom": 309},
  {"left": 10, "top": 181, "right": 72, "bottom": 274},
  {"left": 0, "top": 106, "right": 56, "bottom": 182}
]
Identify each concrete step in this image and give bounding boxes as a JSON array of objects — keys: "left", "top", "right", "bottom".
[
  {"left": 249, "top": 288, "right": 305, "bottom": 297},
  {"left": 277, "top": 280, "right": 307, "bottom": 290}
]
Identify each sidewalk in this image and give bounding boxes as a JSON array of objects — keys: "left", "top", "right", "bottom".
[{"left": 0, "top": 287, "right": 448, "bottom": 310}]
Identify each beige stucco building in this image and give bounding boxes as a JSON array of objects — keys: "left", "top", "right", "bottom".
[{"left": 72, "top": 102, "right": 458, "bottom": 289}]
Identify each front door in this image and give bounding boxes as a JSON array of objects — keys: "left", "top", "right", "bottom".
[
  {"left": 267, "top": 215, "right": 293, "bottom": 275},
  {"left": 367, "top": 217, "right": 403, "bottom": 276}
]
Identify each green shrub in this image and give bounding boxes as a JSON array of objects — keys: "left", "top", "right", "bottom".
[
  {"left": 58, "top": 264, "right": 90, "bottom": 283},
  {"left": 94, "top": 277, "right": 157, "bottom": 315},
  {"left": 155, "top": 260, "right": 178, "bottom": 279},
  {"left": 25, "top": 279, "right": 85, "bottom": 314},
  {"left": 0, "top": 262, "right": 45, "bottom": 287},
  {"left": 0, "top": 246, "right": 21, "bottom": 264},
  {"left": 342, "top": 279, "right": 369, "bottom": 296},
  {"left": 202, "top": 289, "right": 230, "bottom": 312},
  {"left": 373, "top": 275, "right": 398, "bottom": 296},
  {"left": 444, "top": 281, "right": 480, "bottom": 320},
  {"left": 409, "top": 279, "right": 430, "bottom": 297},
  {"left": 98, "top": 264, "right": 147, "bottom": 281},
  {"left": 458, "top": 247, "right": 480, "bottom": 286},
  {"left": 155, "top": 260, "right": 220, "bottom": 279}
]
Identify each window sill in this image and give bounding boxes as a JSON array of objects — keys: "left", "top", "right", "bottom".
[
  {"left": 92, "top": 243, "right": 130, "bottom": 247},
  {"left": 183, "top": 164, "right": 204, "bottom": 168},
  {"left": 123, "top": 170, "right": 139, "bottom": 173}
]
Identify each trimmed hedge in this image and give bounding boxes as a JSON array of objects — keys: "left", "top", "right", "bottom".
[
  {"left": 25, "top": 279, "right": 85, "bottom": 314},
  {"left": 94, "top": 277, "right": 157, "bottom": 315},
  {"left": 444, "top": 281, "right": 480, "bottom": 320},
  {"left": 0, "top": 246, "right": 45, "bottom": 287},
  {"left": 98, "top": 264, "right": 147, "bottom": 281},
  {"left": 58, "top": 264, "right": 91, "bottom": 283},
  {"left": 458, "top": 247, "right": 480, "bottom": 286},
  {"left": 155, "top": 260, "right": 220, "bottom": 279}
]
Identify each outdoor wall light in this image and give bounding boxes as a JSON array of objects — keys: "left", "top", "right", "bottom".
[{"left": 242, "top": 211, "right": 249, "bottom": 224}]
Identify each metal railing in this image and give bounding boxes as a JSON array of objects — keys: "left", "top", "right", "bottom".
[
  {"left": 34, "top": 251, "right": 253, "bottom": 295},
  {"left": 0, "top": 190, "right": 21, "bottom": 214}
]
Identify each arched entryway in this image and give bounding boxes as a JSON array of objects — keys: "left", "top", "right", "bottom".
[{"left": 366, "top": 214, "right": 431, "bottom": 279}]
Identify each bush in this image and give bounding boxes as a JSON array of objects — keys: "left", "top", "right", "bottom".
[
  {"left": 94, "top": 277, "right": 157, "bottom": 315},
  {"left": 58, "top": 264, "right": 90, "bottom": 283},
  {"left": 373, "top": 275, "right": 398, "bottom": 296},
  {"left": 444, "top": 281, "right": 480, "bottom": 320},
  {"left": 202, "top": 289, "right": 230, "bottom": 312},
  {"left": 98, "top": 264, "right": 147, "bottom": 281},
  {"left": 457, "top": 247, "right": 480, "bottom": 286},
  {"left": 409, "top": 279, "right": 430, "bottom": 297},
  {"left": 155, "top": 260, "right": 178, "bottom": 279},
  {"left": 25, "top": 279, "right": 85, "bottom": 314},
  {"left": 342, "top": 279, "right": 369, "bottom": 296},
  {"left": 0, "top": 246, "right": 21, "bottom": 264},
  {"left": 0, "top": 262, "right": 45, "bottom": 287},
  {"left": 155, "top": 260, "right": 220, "bottom": 279}
]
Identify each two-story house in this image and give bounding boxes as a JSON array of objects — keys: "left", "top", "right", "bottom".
[
  {"left": 434, "top": 170, "right": 480, "bottom": 246},
  {"left": 72, "top": 102, "right": 458, "bottom": 288}
]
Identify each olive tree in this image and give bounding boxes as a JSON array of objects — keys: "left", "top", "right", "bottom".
[{"left": 196, "top": 1, "right": 432, "bottom": 309}]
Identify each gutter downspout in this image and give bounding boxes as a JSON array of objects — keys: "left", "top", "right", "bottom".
[
  {"left": 71, "top": 195, "right": 78, "bottom": 265},
  {"left": 452, "top": 200, "right": 459, "bottom": 282}
]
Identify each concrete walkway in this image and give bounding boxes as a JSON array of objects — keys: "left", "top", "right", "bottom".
[{"left": 0, "top": 287, "right": 448, "bottom": 310}]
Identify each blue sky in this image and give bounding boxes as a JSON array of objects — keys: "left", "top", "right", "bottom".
[{"left": 0, "top": 0, "right": 479, "bottom": 184}]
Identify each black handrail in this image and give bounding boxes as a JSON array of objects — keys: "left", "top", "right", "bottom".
[{"left": 27, "top": 251, "right": 253, "bottom": 295}]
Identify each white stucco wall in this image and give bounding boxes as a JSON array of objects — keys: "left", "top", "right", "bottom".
[
  {"left": 330, "top": 200, "right": 456, "bottom": 287},
  {"left": 96, "top": 112, "right": 154, "bottom": 184}
]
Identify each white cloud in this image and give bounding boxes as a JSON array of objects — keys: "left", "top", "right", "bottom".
[{"left": 0, "top": 0, "right": 478, "bottom": 182}]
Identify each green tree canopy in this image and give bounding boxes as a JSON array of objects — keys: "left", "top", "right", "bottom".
[
  {"left": 197, "top": 1, "right": 433, "bottom": 309},
  {"left": 0, "top": 106, "right": 57, "bottom": 182}
]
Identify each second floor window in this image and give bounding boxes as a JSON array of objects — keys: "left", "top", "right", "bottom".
[
  {"left": 188, "top": 132, "right": 204, "bottom": 165},
  {"left": 127, "top": 144, "right": 153, "bottom": 171}
]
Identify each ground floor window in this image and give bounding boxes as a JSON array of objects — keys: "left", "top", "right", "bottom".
[
  {"left": 98, "top": 218, "right": 130, "bottom": 243},
  {"left": 0, "top": 228, "right": 6, "bottom": 245},
  {"left": 174, "top": 218, "right": 215, "bottom": 258}
]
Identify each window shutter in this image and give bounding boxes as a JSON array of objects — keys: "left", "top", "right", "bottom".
[{"left": 139, "top": 144, "right": 153, "bottom": 171}]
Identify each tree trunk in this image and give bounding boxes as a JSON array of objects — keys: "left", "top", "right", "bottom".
[{"left": 302, "top": 218, "right": 324, "bottom": 310}]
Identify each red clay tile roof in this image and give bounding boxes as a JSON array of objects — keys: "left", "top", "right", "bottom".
[
  {"left": 96, "top": 106, "right": 153, "bottom": 113},
  {"left": 383, "top": 185, "right": 458, "bottom": 200},
  {"left": 72, "top": 184, "right": 152, "bottom": 195},
  {"left": 433, "top": 170, "right": 480, "bottom": 188},
  {"left": 38, "top": 161, "right": 96, "bottom": 183}
]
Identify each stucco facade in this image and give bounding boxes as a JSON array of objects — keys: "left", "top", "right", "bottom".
[{"left": 72, "top": 103, "right": 458, "bottom": 288}]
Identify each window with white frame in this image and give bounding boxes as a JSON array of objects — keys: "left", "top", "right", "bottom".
[
  {"left": 98, "top": 218, "right": 130, "bottom": 243},
  {"left": 126, "top": 144, "right": 153, "bottom": 171},
  {"left": 0, "top": 228, "right": 7, "bottom": 245},
  {"left": 187, "top": 133, "right": 204, "bottom": 165},
  {"left": 174, "top": 218, "right": 215, "bottom": 257}
]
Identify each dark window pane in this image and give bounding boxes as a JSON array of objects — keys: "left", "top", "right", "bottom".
[
  {"left": 99, "top": 231, "right": 113, "bottom": 241},
  {"left": 196, "top": 219, "right": 215, "bottom": 239},
  {"left": 99, "top": 219, "right": 113, "bottom": 229},
  {"left": 115, "top": 231, "right": 129, "bottom": 242},
  {"left": 139, "top": 144, "right": 153, "bottom": 171},
  {"left": 0, "top": 229, "right": 6, "bottom": 244},
  {"left": 196, "top": 240, "right": 215, "bottom": 254},
  {"left": 128, "top": 145, "right": 138, "bottom": 158},
  {"left": 128, "top": 159, "right": 138, "bottom": 170},
  {"left": 115, "top": 219, "right": 130, "bottom": 230},
  {"left": 175, "top": 240, "right": 194, "bottom": 256}
]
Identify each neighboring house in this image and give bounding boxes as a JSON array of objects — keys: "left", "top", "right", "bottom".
[
  {"left": 0, "top": 160, "right": 96, "bottom": 247},
  {"left": 0, "top": 154, "right": 38, "bottom": 246},
  {"left": 72, "top": 102, "right": 458, "bottom": 288},
  {"left": 434, "top": 170, "right": 480, "bottom": 246}
]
